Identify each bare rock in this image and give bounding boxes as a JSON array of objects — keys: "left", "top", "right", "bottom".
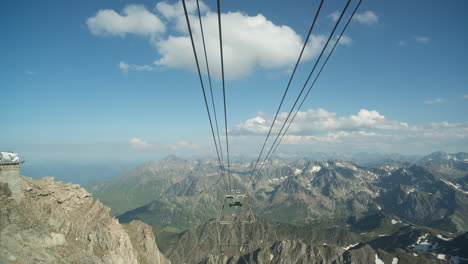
[
  {"left": 0, "top": 175, "right": 171, "bottom": 264},
  {"left": 123, "top": 220, "right": 171, "bottom": 264}
]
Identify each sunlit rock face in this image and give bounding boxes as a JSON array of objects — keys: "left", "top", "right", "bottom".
[{"left": 0, "top": 169, "right": 170, "bottom": 264}]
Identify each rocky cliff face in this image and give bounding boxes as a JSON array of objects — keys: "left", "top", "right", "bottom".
[
  {"left": 0, "top": 171, "right": 170, "bottom": 264},
  {"left": 123, "top": 220, "right": 170, "bottom": 264}
]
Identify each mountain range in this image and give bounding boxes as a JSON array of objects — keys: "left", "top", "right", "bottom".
[{"left": 87, "top": 151, "right": 468, "bottom": 263}]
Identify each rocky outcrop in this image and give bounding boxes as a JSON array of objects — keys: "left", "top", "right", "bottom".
[
  {"left": 263, "top": 240, "right": 344, "bottom": 263},
  {"left": 243, "top": 240, "right": 447, "bottom": 264},
  {"left": 123, "top": 220, "right": 170, "bottom": 264},
  {"left": 0, "top": 174, "right": 170, "bottom": 264}
]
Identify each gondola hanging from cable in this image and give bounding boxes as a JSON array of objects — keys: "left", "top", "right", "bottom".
[{"left": 217, "top": 193, "right": 256, "bottom": 224}]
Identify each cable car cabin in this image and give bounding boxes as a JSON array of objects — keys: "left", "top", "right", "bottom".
[
  {"left": 226, "top": 194, "right": 244, "bottom": 207},
  {"left": 217, "top": 194, "right": 256, "bottom": 224}
]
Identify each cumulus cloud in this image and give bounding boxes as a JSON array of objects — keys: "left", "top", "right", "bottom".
[
  {"left": 230, "top": 108, "right": 468, "bottom": 153},
  {"left": 424, "top": 98, "right": 444, "bottom": 104},
  {"left": 423, "top": 121, "right": 468, "bottom": 139},
  {"left": 281, "top": 131, "right": 378, "bottom": 145},
  {"left": 414, "top": 36, "right": 430, "bottom": 44},
  {"left": 154, "top": 5, "right": 327, "bottom": 79},
  {"left": 155, "top": 0, "right": 209, "bottom": 32},
  {"left": 281, "top": 121, "right": 467, "bottom": 146},
  {"left": 130, "top": 138, "right": 153, "bottom": 149},
  {"left": 232, "top": 109, "right": 410, "bottom": 136},
  {"left": 87, "top": 1, "right": 341, "bottom": 80},
  {"left": 119, "top": 61, "right": 154, "bottom": 73},
  {"left": 87, "top": 5, "right": 165, "bottom": 39}
]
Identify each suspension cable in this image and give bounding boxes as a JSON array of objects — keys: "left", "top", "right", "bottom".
[
  {"left": 249, "top": 0, "right": 325, "bottom": 183},
  {"left": 217, "top": 0, "right": 233, "bottom": 191},
  {"left": 182, "top": 0, "right": 228, "bottom": 191},
  {"left": 252, "top": 0, "right": 353, "bottom": 184},
  {"left": 196, "top": 0, "right": 226, "bottom": 176},
  {"left": 256, "top": 0, "right": 364, "bottom": 181}
]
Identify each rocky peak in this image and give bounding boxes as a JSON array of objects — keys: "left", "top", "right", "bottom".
[{"left": 0, "top": 169, "right": 170, "bottom": 264}]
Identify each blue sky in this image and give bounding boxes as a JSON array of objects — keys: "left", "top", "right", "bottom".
[{"left": 1, "top": 0, "right": 467, "bottom": 161}]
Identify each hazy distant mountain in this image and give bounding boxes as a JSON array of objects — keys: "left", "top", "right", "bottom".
[
  {"left": 273, "top": 151, "right": 422, "bottom": 166},
  {"left": 418, "top": 151, "right": 468, "bottom": 180},
  {"left": 420, "top": 151, "right": 468, "bottom": 163},
  {"left": 89, "top": 155, "right": 197, "bottom": 215}
]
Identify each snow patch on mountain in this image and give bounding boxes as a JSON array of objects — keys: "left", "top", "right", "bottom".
[
  {"left": 413, "top": 234, "right": 433, "bottom": 251},
  {"left": 309, "top": 166, "right": 321, "bottom": 173},
  {"left": 342, "top": 242, "right": 359, "bottom": 251},
  {"left": 436, "top": 234, "right": 453, "bottom": 241},
  {"left": 441, "top": 178, "right": 468, "bottom": 194},
  {"left": 335, "top": 162, "right": 358, "bottom": 171},
  {"left": 294, "top": 169, "right": 303, "bottom": 175},
  {"left": 375, "top": 254, "right": 384, "bottom": 264}
]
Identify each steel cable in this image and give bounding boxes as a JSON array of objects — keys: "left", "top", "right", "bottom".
[{"left": 252, "top": 0, "right": 354, "bottom": 185}]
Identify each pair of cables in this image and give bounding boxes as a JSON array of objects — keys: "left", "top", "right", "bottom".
[
  {"left": 182, "top": 0, "right": 232, "bottom": 192},
  {"left": 250, "top": 0, "right": 363, "bottom": 185},
  {"left": 182, "top": 0, "right": 363, "bottom": 189}
]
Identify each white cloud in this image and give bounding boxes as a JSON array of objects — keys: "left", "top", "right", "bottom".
[
  {"left": 87, "top": 1, "right": 333, "bottom": 80},
  {"left": 414, "top": 36, "right": 430, "bottom": 44},
  {"left": 155, "top": 0, "right": 208, "bottom": 32},
  {"left": 119, "top": 61, "right": 154, "bottom": 73},
  {"left": 463, "top": 94, "right": 468, "bottom": 99},
  {"left": 420, "top": 121, "right": 468, "bottom": 139},
  {"left": 87, "top": 5, "right": 165, "bottom": 39},
  {"left": 230, "top": 108, "right": 468, "bottom": 153},
  {"left": 424, "top": 98, "right": 444, "bottom": 104},
  {"left": 353, "top": 11, "right": 378, "bottom": 25},
  {"left": 130, "top": 138, "right": 153, "bottom": 149},
  {"left": 329, "top": 10, "right": 378, "bottom": 25},
  {"left": 397, "top": 40, "right": 406, "bottom": 46},
  {"left": 86, "top": 1, "right": 366, "bottom": 79},
  {"left": 154, "top": 5, "right": 327, "bottom": 80},
  {"left": 281, "top": 130, "right": 378, "bottom": 145},
  {"left": 25, "top": 70, "right": 36, "bottom": 75},
  {"left": 232, "top": 109, "right": 410, "bottom": 136}
]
